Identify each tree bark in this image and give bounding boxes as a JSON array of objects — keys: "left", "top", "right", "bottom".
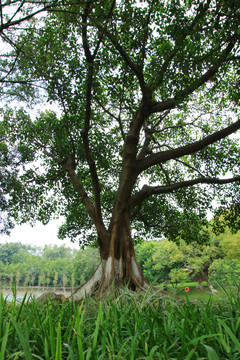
[
  {"left": 195, "top": 270, "right": 218, "bottom": 294},
  {"left": 71, "top": 211, "right": 149, "bottom": 302}
]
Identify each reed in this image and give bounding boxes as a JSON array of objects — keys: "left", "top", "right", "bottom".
[{"left": 0, "top": 285, "right": 239, "bottom": 359}]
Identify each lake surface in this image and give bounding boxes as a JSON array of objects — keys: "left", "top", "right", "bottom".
[{"left": 0, "top": 288, "right": 73, "bottom": 302}]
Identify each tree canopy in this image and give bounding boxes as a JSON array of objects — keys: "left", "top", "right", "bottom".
[{"left": 1, "top": 0, "right": 240, "bottom": 295}]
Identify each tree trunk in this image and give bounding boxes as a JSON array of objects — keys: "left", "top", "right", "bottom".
[
  {"left": 71, "top": 212, "right": 149, "bottom": 302},
  {"left": 195, "top": 270, "right": 218, "bottom": 294}
]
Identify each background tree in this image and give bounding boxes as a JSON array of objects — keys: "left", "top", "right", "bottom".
[
  {"left": 153, "top": 239, "right": 185, "bottom": 283},
  {"left": 135, "top": 241, "right": 160, "bottom": 283},
  {"left": 42, "top": 244, "right": 76, "bottom": 260},
  {"left": 0, "top": 242, "right": 29, "bottom": 264},
  {"left": 1, "top": 0, "right": 240, "bottom": 299},
  {"left": 73, "top": 247, "right": 100, "bottom": 285},
  {"left": 209, "top": 258, "right": 240, "bottom": 285}
]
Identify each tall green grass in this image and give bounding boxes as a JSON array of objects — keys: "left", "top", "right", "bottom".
[{"left": 0, "top": 285, "right": 239, "bottom": 359}]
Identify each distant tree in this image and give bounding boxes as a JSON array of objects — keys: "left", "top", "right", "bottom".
[
  {"left": 42, "top": 244, "right": 76, "bottom": 260},
  {"left": 73, "top": 248, "right": 100, "bottom": 285},
  {"left": 1, "top": 0, "right": 240, "bottom": 298},
  {"left": 0, "top": 242, "right": 29, "bottom": 264},
  {"left": 168, "top": 268, "right": 189, "bottom": 288},
  {"left": 209, "top": 258, "right": 240, "bottom": 285},
  {"left": 53, "top": 271, "right": 59, "bottom": 290},
  {"left": 151, "top": 236, "right": 225, "bottom": 292},
  {"left": 38, "top": 272, "right": 45, "bottom": 289},
  {"left": 135, "top": 241, "right": 160, "bottom": 283},
  {"left": 217, "top": 229, "right": 240, "bottom": 260},
  {"left": 153, "top": 239, "right": 185, "bottom": 281}
]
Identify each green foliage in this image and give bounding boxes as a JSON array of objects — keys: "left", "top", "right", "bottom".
[
  {"left": 136, "top": 226, "right": 239, "bottom": 284},
  {"left": 0, "top": 242, "right": 30, "bottom": 265},
  {"left": 0, "top": 287, "right": 239, "bottom": 359},
  {"left": 42, "top": 244, "right": 75, "bottom": 260},
  {"left": 0, "top": 0, "right": 240, "bottom": 248},
  {"left": 209, "top": 259, "right": 240, "bottom": 285}
]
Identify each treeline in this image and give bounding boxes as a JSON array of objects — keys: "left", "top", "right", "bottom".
[
  {"left": 0, "top": 227, "right": 239, "bottom": 289},
  {"left": 0, "top": 243, "right": 99, "bottom": 289}
]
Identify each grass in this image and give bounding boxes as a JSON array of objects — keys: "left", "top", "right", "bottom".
[
  {"left": 0, "top": 284, "right": 239, "bottom": 359},
  {"left": 157, "top": 282, "right": 238, "bottom": 302}
]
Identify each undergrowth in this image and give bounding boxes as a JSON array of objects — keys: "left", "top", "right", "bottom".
[{"left": 0, "top": 285, "right": 239, "bottom": 359}]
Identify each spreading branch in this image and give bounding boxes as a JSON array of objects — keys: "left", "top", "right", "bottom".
[
  {"left": 130, "top": 175, "right": 240, "bottom": 209},
  {"left": 137, "top": 118, "right": 240, "bottom": 173},
  {"left": 81, "top": 4, "right": 103, "bottom": 220}
]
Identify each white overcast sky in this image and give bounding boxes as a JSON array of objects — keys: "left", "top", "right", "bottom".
[{"left": 0, "top": 220, "right": 80, "bottom": 249}]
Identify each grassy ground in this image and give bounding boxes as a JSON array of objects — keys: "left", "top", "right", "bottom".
[
  {"left": 157, "top": 282, "right": 238, "bottom": 302},
  {"left": 0, "top": 284, "right": 239, "bottom": 359}
]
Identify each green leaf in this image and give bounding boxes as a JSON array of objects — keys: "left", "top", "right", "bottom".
[{"left": 10, "top": 315, "right": 34, "bottom": 360}]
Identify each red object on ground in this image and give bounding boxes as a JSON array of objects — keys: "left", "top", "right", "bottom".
[{"left": 185, "top": 287, "right": 189, "bottom": 292}]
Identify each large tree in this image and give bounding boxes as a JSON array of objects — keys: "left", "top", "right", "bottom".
[{"left": 1, "top": 0, "right": 240, "bottom": 299}]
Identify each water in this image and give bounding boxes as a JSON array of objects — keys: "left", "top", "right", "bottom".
[{"left": 1, "top": 288, "right": 72, "bottom": 302}]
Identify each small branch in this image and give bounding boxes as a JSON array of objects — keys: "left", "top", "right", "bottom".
[
  {"left": 0, "top": 32, "right": 25, "bottom": 53},
  {"left": 81, "top": 7, "right": 102, "bottom": 220},
  {"left": 0, "top": 50, "right": 21, "bottom": 82},
  {"left": 150, "top": 0, "right": 212, "bottom": 92},
  {"left": 56, "top": 84, "right": 76, "bottom": 162},
  {"left": 174, "top": 158, "right": 205, "bottom": 177},
  {"left": 141, "top": 0, "right": 154, "bottom": 68},
  {"left": 159, "top": 163, "right": 171, "bottom": 184},
  {"left": 65, "top": 158, "right": 97, "bottom": 224},
  {"left": 7, "top": 0, "right": 25, "bottom": 26},
  {"left": 95, "top": 23, "right": 149, "bottom": 98},
  {"left": 0, "top": 0, "right": 58, "bottom": 32},
  {"left": 152, "top": 110, "right": 171, "bottom": 130},
  {"left": 151, "top": 38, "right": 237, "bottom": 114}
]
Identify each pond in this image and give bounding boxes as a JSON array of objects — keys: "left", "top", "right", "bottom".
[{"left": 0, "top": 287, "right": 73, "bottom": 302}]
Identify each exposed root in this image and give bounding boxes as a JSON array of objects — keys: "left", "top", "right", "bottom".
[
  {"left": 37, "top": 255, "right": 152, "bottom": 304},
  {"left": 132, "top": 275, "right": 146, "bottom": 291},
  {"left": 37, "top": 292, "right": 66, "bottom": 305},
  {"left": 70, "top": 256, "right": 150, "bottom": 302}
]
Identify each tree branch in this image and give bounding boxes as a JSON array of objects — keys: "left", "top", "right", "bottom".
[
  {"left": 151, "top": 38, "right": 237, "bottom": 114},
  {"left": 149, "top": 0, "right": 212, "bottom": 92},
  {"left": 94, "top": 96, "right": 125, "bottom": 140},
  {"left": 81, "top": 5, "right": 102, "bottom": 220},
  {"left": 130, "top": 175, "right": 240, "bottom": 209},
  {"left": 95, "top": 23, "right": 149, "bottom": 98},
  {"left": 137, "top": 118, "right": 240, "bottom": 173},
  {"left": 0, "top": 0, "right": 58, "bottom": 33}
]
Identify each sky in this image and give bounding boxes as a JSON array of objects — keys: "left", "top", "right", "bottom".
[{"left": 0, "top": 219, "right": 80, "bottom": 249}]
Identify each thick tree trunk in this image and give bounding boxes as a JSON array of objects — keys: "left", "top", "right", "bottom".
[
  {"left": 71, "top": 213, "right": 149, "bottom": 302},
  {"left": 195, "top": 270, "right": 218, "bottom": 294}
]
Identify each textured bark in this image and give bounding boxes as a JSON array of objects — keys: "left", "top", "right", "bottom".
[
  {"left": 195, "top": 270, "right": 218, "bottom": 294},
  {"left": 71, "top": 213, "right": 149, "bottom": 302}
]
